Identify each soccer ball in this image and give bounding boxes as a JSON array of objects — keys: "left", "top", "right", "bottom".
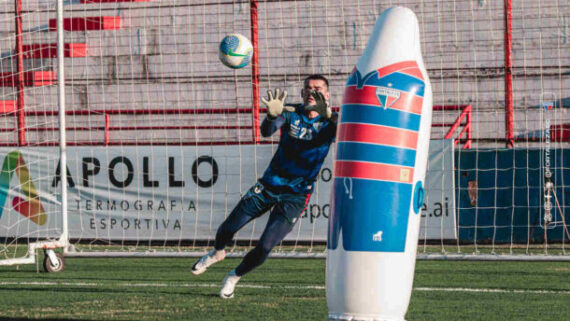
[{"left": 218, "top": 33, "right": 253, "bottom": 69}]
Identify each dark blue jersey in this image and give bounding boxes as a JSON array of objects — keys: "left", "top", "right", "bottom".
[{"left": 260, "top": 104, "right": 337, "bottom": 194}]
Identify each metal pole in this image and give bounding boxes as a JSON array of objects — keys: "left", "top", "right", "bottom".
[
  {"left": 56, "top": 0, "right": 69, "bottom": 244},
  {"left": 105, "top": 114, "right": 110, "bottom": 145},
  {"left": 250, "top": 0, "right": 260, "bottom": 142},
  {"left": 504, "top": 0, "right": 514, "bottom": 148},
  {"left": 15, "top": 0, "right": 25, "bottom": 145}
]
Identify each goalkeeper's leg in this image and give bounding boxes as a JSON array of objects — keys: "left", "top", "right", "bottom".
[
  {"left": 220, "top": 211, "right": 294, "bottom": 298},
  {"left": 220, "top": 192, "right": 308, "bottom": 298},
  {"left": 235, "top": 211, "right": 295, "bottom": 276},
  {"left": 191, "top": 182, "right": 272, "bottom": 275}
]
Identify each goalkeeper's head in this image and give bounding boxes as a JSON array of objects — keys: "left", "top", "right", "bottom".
[{"left": 301, "top": 74, "right": 330, "bottom": 119}]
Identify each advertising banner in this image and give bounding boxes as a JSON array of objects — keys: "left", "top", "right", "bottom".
[{"left": 0, "top": 141, "right": 455, "bottom": 241}]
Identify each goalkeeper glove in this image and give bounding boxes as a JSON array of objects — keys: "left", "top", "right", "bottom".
[
  {"left": 305, "top": 91, "right": 333, "bottom": 120},
  {"left": 261, "top": 89, "right": 294, "bottom": 120}
]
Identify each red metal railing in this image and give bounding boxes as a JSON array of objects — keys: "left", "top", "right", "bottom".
[
  {"left": 433, "top": 105, "right": 472, "bottom": 149},
  {"left": 0, "top": 108, "right": 259, "bottom": 146},
  {"left": 0, "top": 105, "right": 473, "bottom": 147}
]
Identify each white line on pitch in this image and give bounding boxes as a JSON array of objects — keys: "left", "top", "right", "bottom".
[
  {"left": 414, "top": 287, "right": 570, "bottom": 295},
  {"left": 0, "top": 281, "right": 569, "bottom": 295}
]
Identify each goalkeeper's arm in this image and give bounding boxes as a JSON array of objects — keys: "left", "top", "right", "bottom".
[{"left": 261, "top": 115, "right": 285, "bottom": 137}]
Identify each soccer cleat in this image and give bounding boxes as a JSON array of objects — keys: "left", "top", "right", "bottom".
[
  {"left": 191, "top": 249, "right": 226, "bottom": 275},
  {"left": 220, "top": 269, "right": 241, "bottom": 299}
]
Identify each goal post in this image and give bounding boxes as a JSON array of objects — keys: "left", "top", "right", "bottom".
[
  {"left": 0, "top": 0, "right": 68, "bottom": 269},
  {"left": 0, "top": 0, "right": 568, "bottom": 266}
]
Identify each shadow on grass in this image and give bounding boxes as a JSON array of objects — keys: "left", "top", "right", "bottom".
[
  {"left": 0, "top": 285, "right": 216, "bottom": 298},
  {"left": 0, "top": 318, "right": 99, "bottom": 321}
]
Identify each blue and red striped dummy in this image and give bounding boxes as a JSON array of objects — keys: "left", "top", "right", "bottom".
[{"left": 327, "top": 7, "right": 433, "bottom": 321}]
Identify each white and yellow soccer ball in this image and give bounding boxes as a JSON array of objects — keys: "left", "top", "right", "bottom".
[{"left": 218, "top": 33, "right": 253, "bottom": 69}]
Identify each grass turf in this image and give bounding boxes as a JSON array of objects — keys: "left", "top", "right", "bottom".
[{"left": 0, "top": 257, "right": 568, "bottom": 320}]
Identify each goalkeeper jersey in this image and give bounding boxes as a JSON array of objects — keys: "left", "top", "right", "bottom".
[{"left": 260, "top": 104, "right": 337, "bottom": 194}]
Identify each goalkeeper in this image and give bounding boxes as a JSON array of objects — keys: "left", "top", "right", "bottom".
[{"left": 191, "top": 74, "right": 338, "bottom": 299}]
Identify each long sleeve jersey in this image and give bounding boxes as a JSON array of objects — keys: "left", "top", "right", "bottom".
[{"left": 259, "top": 104, "right": 337, "bottom": 194}]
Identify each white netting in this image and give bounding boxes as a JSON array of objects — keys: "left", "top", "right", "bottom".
[
  {"left": 0, "top": 0, "right": 66, "bottom": 264},
  {"left": 0, "top": 0, "right": 568, "bottom": 261}
]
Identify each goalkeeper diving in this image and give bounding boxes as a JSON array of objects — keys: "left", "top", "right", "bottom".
[{"left": 190, "top": 74, "right": 338, "bottom": 299}]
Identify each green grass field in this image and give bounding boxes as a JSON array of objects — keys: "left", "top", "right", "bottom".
[{"left": 0, "top": 256, "right": 568, "bottom": 321}]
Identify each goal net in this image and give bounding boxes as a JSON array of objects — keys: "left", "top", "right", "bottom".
[{"left": 0, "top": 0, "right": 568, "bottom": 264}]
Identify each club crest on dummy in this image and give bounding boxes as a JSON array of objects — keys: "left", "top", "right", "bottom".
[{"left": 376, "top": 86, "right": 400, "bottom": 110}]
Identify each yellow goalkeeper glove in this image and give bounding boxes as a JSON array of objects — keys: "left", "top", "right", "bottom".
[{"left": 261, "top": 89, "right": 294, "bottom": 119}]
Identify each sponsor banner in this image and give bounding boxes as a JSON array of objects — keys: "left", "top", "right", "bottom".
[
  {"left": 419, "top": 139, "right": 457, "bottom": 240},
  {"left": 0, "top": 141, "right": 455, "bottom": 241}
]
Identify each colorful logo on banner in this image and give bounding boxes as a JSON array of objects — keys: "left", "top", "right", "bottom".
[
  {"left": 543, "top": 102, "right": 554, "bottom": 111},
  {"left": 0, "top": 151, "right": 47, "bottom": 225}
]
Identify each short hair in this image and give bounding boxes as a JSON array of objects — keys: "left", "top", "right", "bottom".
[{"left": 304, "top": 74, "right": 329, "bottom": 89}]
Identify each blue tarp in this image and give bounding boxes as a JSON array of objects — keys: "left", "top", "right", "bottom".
[{"left": 455, "top": 149, "right": 570, "bottom": 243}]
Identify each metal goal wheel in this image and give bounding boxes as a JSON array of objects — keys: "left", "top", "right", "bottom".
[{"left": 43, "top": 250, "right": 65, "bottom": 273}]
